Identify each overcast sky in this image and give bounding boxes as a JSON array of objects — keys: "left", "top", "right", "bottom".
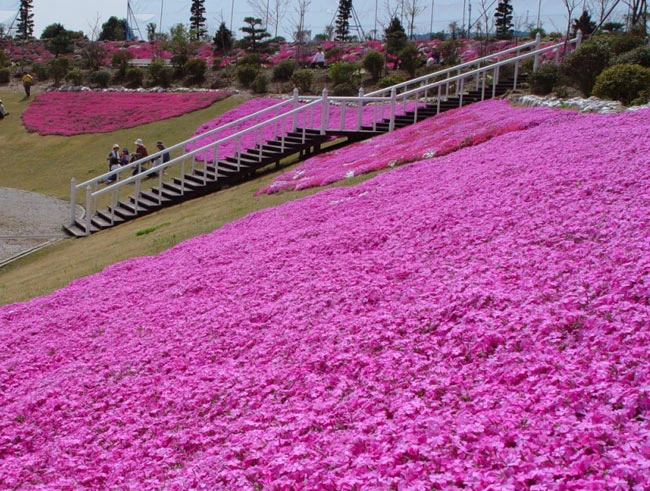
[{"left": 0, "top": 0, "right": 629, "bottom": 40}]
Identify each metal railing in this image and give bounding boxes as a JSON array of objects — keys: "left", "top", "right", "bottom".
[{"left": 69, "top": 33, "right": 581, "bottom": 235}]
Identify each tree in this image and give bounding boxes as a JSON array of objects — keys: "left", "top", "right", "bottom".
[
  {"left": 248, "top": 0, "right": 289, "bottom": 39},
  {"left": 622, "top": 0, "right": 647, "bottom": 35},
  {"left": 99, "top": 16, "right": 128, "bottom": 41},
  {"left": 213, "top": 21, "right": 234, "bottom": 54},
  {"left": 16, "top": 0, "right": 34, "bottom": 40},
  {"left": 41, "top": 23, "right": 74, "bottom": 57},
  {"left": 384, "top": 16, "right": 407, "bottom": 68},
  {"left": 403, "top": 0, "right": 426, "bottom": 39},
  {"left": 494, "top": 0, "right": 514, "bottom": 39},
  {"left": 291, "top": 0, "right": 312, "bottom": 64},
  {"left": 335, "top": 0, "right": 353, "bottom": 42},
  {"left": 166, "top": 23, "right": 199, "bottom": 74},
  {"left": 572, "top": 10, "right": 597, "bottom": 36},
  {"left": 190, "top": 0, "right": 207, "bottom": 41},
  {"left": 239, "top": 17, "right": 271, "bottom": 51}
]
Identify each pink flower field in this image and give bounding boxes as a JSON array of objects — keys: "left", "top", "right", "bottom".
[
  {"left": 21, "top": 91, "right": 232, "bottom": 136},
  {"left": 3, "top": 104, "right": 650, "bottom": 488},
  {"left": 259, "top": 99, "right": 580, "bottom": 194}
]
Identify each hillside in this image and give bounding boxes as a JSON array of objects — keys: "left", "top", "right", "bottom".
[{"left": 1, "top": 101, "right": 650, "bottom": 487}]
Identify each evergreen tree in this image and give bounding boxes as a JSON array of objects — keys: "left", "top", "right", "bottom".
[
  {"left": 213, "top": 22, "right": 234, "bottom": 54},
  {"left": 99, "top": 16, "right": 128, "bottom": 41},
  {"left": 189, "top": 0, "right": 207, "bottom": 41},
  {"left": 335, "top": 0, "right": 352, "bottom": 42},
  {"left": 494, "top": 0, "right": 514, "bottom": 40},
  {"left": 384, "top": 16, "right": 407, "bottom": 68},
  {"left": 239, "top": 17, "right": 271, "bottom": 51},
  {"left": 16, "top": 0, "right": 34, "bottom": 40},
  {"left": 572, "top": 10, "right": 597, "bottom": 36},
  {"left": 41, "top": 23, "right": 74, "bottom": 57}
]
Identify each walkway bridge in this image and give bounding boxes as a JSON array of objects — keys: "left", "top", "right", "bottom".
[{"left": 65, "top": 33, "right": 581, "bottom": 237}]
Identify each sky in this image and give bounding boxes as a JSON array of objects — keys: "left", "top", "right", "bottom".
[{"left": 0, "top": 0, "right": 629, "bottom": 41}]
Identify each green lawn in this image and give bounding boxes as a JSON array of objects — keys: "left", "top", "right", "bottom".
[{"left": 0, "top": 86, "right": 380, "bottom": 305}]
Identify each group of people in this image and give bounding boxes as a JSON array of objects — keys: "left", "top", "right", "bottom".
[{"left": 100, "top": 138, "right": 170, "bottom": 184}]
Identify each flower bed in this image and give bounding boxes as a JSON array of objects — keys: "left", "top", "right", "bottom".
[
  {"left": 3, "top": 106, "right": 650, "bottom": 488},
  {"left": 258, "top": 99, "right": 579, "bottom": 194},
  {"left": 21, "top": 90, "right": 232, "bottom": 136}
]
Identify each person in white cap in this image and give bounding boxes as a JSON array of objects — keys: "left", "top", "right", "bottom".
[{"left": 132, "top": 138, "right": 149, "bottom": 176}]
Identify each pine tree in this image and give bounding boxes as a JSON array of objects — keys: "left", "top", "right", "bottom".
[
  {"left": 384, "top": 16, "right": 407, "bottom": 67},
  {"left": 335, "top": 0, "right": 352, "bottom": 42},
  {"left": 190, "top": 0, "right": 207, "bottom": 41},
  {"left": 240, "top": 17, "right": 271, "bottom": 51},
  {"left": 16, "top": 0, "right": 34, "bottom": 40},
  {"left": 572, "top": 10, "right": 597, "bottom": 36},
  {"left": 213, "top": 22, "right": 234, "bottom": 54},
  {"left": 494, "top": 0, "right": 514, "bottom": 40}
]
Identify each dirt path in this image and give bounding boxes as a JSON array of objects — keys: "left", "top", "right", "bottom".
[{"left": 0, "top": 187, "right": 83, "bottom": 267}]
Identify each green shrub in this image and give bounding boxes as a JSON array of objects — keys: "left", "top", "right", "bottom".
[
  {"left": 125, "top": 66, "right": 145, "bottom": 88},
  {"left": 376, "top": 74, "right": 405, "bottom": 89},
  {"left": 363, "top": 50, "right": 385, "bottom": 81},
  {"left": 328, "top": 61, "right": 361, "bottom": 87},
  {"left": 438, "top": 39, "right": 461, "bottom": 66},
  {"left": 30, "top": 62, "right": 49, "bottom": 81},
  {"left": 47, "top": 56, "right": 71, "bottom": 85},
  {"left": 236, "top": 64, "right": 258, "bottom": 88},
  {"left": 239, "top": 53, "right": 262, "bottom": 66},
  {"left": 273, "top": 59, "right": 297, "bottom": 81},
  {"left": 614, "top": 45, "right": 650, "bottom": 68},
  {"left": 398, "top": 44, "right": 421, "bottom": 78},
  {"left": 607, "top": 33, "right": 645, "bottom": 56},
  {"left": 530, "top": 61, "right": 559, "bottom": 95},
  {"left": 325, "top": 47, "right": 342, "bottom": 62},
  {"left": 593, "top": 64, "right": 650, "bottom": 105},
  {"left": 185, "top": 58, "right": 206, "bottom": 85},
  {"left": 251, "top": 73, "right": 269, "bottom": 93},
  {"left": 559, "top": 39, "right": 610, "bottom": 96},
  {"left": 87, "top": 69, "right": 111, "bottom": 88},
  {"left": 111, "top": 50, "right": 135, "bottom": 69},
  {"left": 148, "top": 60, "right": 174, "bottom": 87},
  {"left": 0, "top": 68, "right": 9, "bottom": 84},
  {"left": 65, "top": 69, "right": 84, "bottom": 85},
  {"left": 331, "top": 82, "right": 357, "bottom": 96},
  {"left": 291, "top": 68, "right": 314, "bottom": 93}
]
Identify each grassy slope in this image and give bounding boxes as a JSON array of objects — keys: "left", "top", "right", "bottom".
[{"left": 0, "top": 87, "right": 378, "bottom": 305}]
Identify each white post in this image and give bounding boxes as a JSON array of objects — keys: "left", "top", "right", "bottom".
[
  {"left": 357, "top": 87, "right": 364, "bottom": 130},
  {"left": 533, "top": 32, "right": 541, "bottom": 71},
  {"left": 389, "top": 88, "right": 396, "bottom": 132},
  {"left": 575, "top": 29, "right": 583, "bottom": 50},
  {"left": 70, "top": 178, "right": 76, "bottom": 226},
  {"left": 292, "top": 87, "right": 299, "bottom": 132},
  {"left": 85, "top": 185, "right": 92, "bottom": 236},
  {"left": 320, "top": 88, "right": 329, "bottom": 135}
]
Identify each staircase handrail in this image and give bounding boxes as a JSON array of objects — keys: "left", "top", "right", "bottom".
[{"left": 365, "top": 35, "right": 541, "bottom": 98}]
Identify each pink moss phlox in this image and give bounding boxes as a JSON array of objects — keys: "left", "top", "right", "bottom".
[
  {"left": 21, "top": 91, "right": 231, "bottom": 136},
  {"left": 4, "top": 95, "right": 650, "bottom": 489}
]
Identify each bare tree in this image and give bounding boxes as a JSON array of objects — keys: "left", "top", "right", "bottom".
[
  {"left": 248, "top": 0, "right": 289, "bottom": 38},
  {"left": 291, "top": 0, "right": 312, "bottom": 65},
  {"left": 403, "top": 0, "right": 426, "bottom": 39},
  {"left": 562, "top": 0, "right": 580, "bottom": 41},
  {"left": 588, "top": 0, "right": 615, "bottom": 24},
  {"left": 621, "top": 0, "right": 647, "bottom": 34}
]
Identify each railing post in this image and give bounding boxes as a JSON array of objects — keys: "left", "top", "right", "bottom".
[
  {"left": 292, "top": 87, "right": 299, "bottom": 132},
  {"left": 70, "top": 178, "right": 76, "bottom": 226},
  {"left": 357, "top": 87, "right": 364, "bottom": 130},
  {"left": 85, "top": 185, "right": 92, "bottom": 236},
  {"left": 575, "top": 29, "right": 583, "bottom": 50},
  {"left": 320, "top": 88, "right": 329, "bottom": 135},
  {"left": 389, "top": 88, "right": 396, "bottom": 132},
  {"left": 533, "top": 32, "right": 541, "bottom": 71},
  {"left": 492, "top": 66, "right": 499, "bottom": 98}
]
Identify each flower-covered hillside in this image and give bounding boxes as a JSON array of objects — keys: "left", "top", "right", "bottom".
[
  {"left": 259, "top": 99, "right": 580, "bottom": 194},
  {"left": 2, "top": 106, "right": 650, "bottom": 488},
  {"left": 21, "top": 90, "right": 232, "bottom": 136}
]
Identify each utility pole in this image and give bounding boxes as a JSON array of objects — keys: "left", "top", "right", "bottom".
[
  {"left": 468, "top": 1, "right": 472, "bottom": 37},
  {"left": 430, "top": 0, "right": 435, "bottom": 33}
]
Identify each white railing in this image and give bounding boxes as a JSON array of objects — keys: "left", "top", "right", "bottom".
[{"left": 70, "top": 33, "right": 582, "bottom": 235}]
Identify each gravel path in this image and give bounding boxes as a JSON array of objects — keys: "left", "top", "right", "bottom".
[{"left": 0, "top": 187, "right": 83, "bottom": 267}]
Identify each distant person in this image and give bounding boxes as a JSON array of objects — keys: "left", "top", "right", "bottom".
[
  {"left": 100, "top": 143, "right": 121, "bottom": 184},
  {"left": 311, "top": 47, "right": 325, "bottom": 69},
  {"left": 132, "top": 138, "right": 149, "bottom": 176},
  {"left": 155, "top": 140, "right": 170, "bottom": 170},
  {"left": 0, "top": 99, "right": 8, "bottom": 119},
  {"left": 22, "top": 70, "right": 33, "bottom": 98}
]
